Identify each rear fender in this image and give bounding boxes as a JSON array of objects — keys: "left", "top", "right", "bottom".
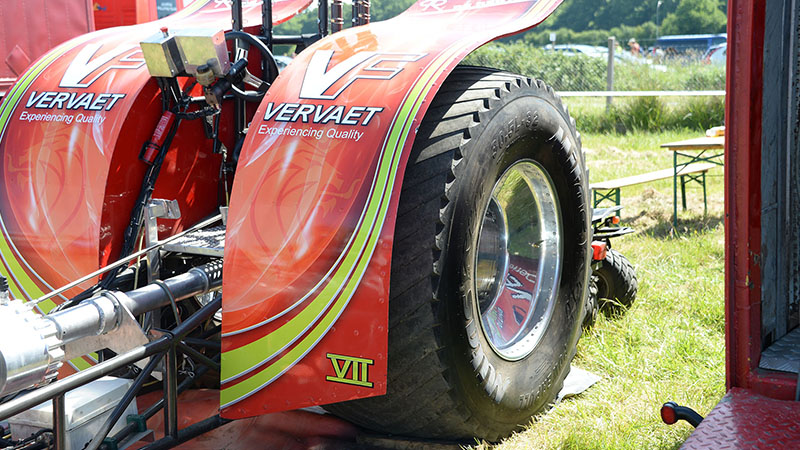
[
  {"left": 0, "top": 0, "right": 310, "bottom": 308},
  {"left": 221, "top": 0, "right": 564, "bottom": 417},
  {"left": 0, "top": 0, "right": 310, "bottom": 375}
]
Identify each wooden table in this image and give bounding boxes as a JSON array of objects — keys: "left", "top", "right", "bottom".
[{"left": 661, "top": 136, "right": 724, "bottom": 227}]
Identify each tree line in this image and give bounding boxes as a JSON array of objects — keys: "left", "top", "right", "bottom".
[{"left": 274, "top": 0, "right": 728, "bottom": 50}]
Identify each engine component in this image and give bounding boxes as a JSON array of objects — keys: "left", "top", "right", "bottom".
[
  {"left": 140, "top": 28, "right": 230, "bottom": 79},
  {"left": 140, "top": 27, "right": 183, "bottom": 77},
  {"left": 8, "top": 377, "right": 138, "bottom": 450},
  {"left": 0, "top": 260, "right": 222, "bottom": 397},
  {"left": 173, "top": 29, "right": 230, "bottom": 78},
  {"left": 0, "top": 300, "right": 64, "bottom": 397}
]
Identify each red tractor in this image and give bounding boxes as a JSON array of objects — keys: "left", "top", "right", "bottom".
[{"left": 0, "top": 1, "right": 594, "bottom": 448}]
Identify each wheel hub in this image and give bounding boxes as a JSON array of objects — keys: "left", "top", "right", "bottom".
[{"left": 474, "top": 160, "right": 562, "bottom": 361}]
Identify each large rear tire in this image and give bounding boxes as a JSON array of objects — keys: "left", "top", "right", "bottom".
[{"left": 326, "top": 67, "right": 591, "bottom": 441}]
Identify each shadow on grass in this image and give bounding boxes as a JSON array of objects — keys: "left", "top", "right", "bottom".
[{"left": 624, "top": 212, "right": 724, "bottom": 239}]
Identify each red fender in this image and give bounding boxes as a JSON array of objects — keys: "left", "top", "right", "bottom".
[
  {"left": 0, "top": 0, "right": 310, "bottom": 313},
  {"left": 220, "top": 0, "right": 564, "bottom": 417},
  {"left": 0, "top": 0, "right": 309, "bottom": 375}
]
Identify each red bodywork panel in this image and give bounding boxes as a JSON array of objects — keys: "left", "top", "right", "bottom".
[
  {"left": 219, "top": 0, "right": 564, "bottom": 416},
  {"left": 0, "top": 0, "right": 95, "bottom": 97},
  {"left": 0, "top": 0, "right": 566, "bottom": 416},
  {"left": 0, "top": 0, "right": 308, "bottom": 306},
  {"left": 725, "top": 0, "right": 797, "bottom": 400},
  {"left": 681, "top": 388, "right": 800, "bottom": 448}
]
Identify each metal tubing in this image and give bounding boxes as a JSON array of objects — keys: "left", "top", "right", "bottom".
[
  {"left": 48, "top": 295, "right": 119, "bottom": 343},
  {"left": 0, "top": 336, "right": 170, "bottom": 420},
  {"left": 262, "top": 0, "right": 273, "bottom": 47},
  {"left": 85, "top": 353, "right": 165, "bottom": 450},
  {"left": 171, "top": 295, "right": 221, "bottom": 340},
  {"left": 19, "top": 260, "right": 221, "bottom": 365},
  {"left": 673, "top": 151, "right": 678, "bottom": 227},
  {"left": 139, "top": 415, "right": 231, "bottom": 450},
  {"left": 199, "top": 325, "right": 221, "bottom": 339},
  {"left": 231, "top": 0, "right": 243, "bottom": 31},
  {"left": 229, "top": 0, "right": 246, "bottom": 142},
  {"left": 319, "top": 0, "right": 329, "bottom": 36},
  {"left": 182, "top": 337, "right": 221, "bottom": 350},
  {"left": 124, "top": 260, "right": 222, "bottom": 316},
  {"left": 53, "top": 394, "right": 66, "bottom": 450},
  {"left": 0, "top": 294, "right": 220, "bottom": 426},
  {"left": 606, "top": 36, "right": 615, "bottom": 110},
  {"left": 177, "top": 342, "right": 220, "bottom": 371},
  {"left": 270, "top": 34, "right": 321, "bottom": 46},
  {"left": 31, "top": 215, "right": 221, "bottom": 307},
  {"left": 164, "top": 347, "right": 178, "bottom": 438},
  {"left": 108, "top": 361, "right": 214, "bottom": 446}
]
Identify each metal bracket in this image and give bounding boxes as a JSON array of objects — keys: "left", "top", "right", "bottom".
[
  {"left": 145, "top": 199, "right": 181, "bottom": 283},
  {"left": 62, "top": 292, "right": 148, "bottom": 361},
  {"left": 62, "top": 292, "right": 157, "bottom": 378}
]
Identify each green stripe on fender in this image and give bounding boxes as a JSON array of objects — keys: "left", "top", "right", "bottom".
[{"left": 220, "top": 44, "right": 463, "bottom": 406}]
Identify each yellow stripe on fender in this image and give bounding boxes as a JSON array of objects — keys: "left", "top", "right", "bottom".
[
  {"left": 220, "top": 42, "right": 463, "bottom": 406},
  {"left": 220, "top": 0, "right": 565, "bottom": 414}
]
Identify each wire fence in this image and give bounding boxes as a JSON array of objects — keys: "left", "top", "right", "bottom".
[{"left": 463, "top": 39, "right": 726, "bottom": 96}]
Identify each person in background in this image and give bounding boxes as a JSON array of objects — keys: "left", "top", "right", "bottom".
[{"left": 628, "top": 38, "right": 641, "bottom": 56}]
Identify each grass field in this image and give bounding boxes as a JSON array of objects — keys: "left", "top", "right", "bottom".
[{"left": 477, "top": 129, "right": 726, "bottom": 449}]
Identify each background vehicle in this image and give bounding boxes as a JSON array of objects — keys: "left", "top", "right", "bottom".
[
  {"left": 544, "top": 44, "right": 607, "bottom": 57},
  {"left": 0, "top": 0, "right": 590, "bottom": 448},
  {"left": 654, "top": 33, "right": 727, "bottom": 57},
  {"left": 585, "top": 207, "right": 637, "bottom": 328},
  {"left": 702, "top": 42, "right": 726, "bottom": 66}
]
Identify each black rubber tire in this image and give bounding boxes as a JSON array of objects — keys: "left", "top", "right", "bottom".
[
  {"left": 326, "top": 66, "right": 591, "bottom": 441},
  {"left": 595, "top": 248, "right": 638, "bottom": 311},
  {"left": 583, "top": 276, "right": 599, "bottom": 328}
]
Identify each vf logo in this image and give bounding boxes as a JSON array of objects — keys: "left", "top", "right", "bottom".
[
  {"left": 299, "top": 50, "right": 426, "bottom": 100},
  {"left": 59, "top": 43, "right": 145, "bottom": 89},
  {"left": 326, "top": 353, "right": 374, "bottom": 388}
]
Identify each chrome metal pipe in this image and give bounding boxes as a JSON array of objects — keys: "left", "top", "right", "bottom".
[{"left": 0, "top": 260, "right": 222, "bottom": 397}]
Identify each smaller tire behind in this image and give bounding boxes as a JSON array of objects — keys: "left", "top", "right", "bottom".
[
  {"left": 595, "top": 249, "right": 637, "bottom": 311},
  {"left": 583, "top": 276, "right": 599, "bottom": 328}
]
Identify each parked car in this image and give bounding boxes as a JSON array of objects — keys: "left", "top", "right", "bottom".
[{"left": 544, "top": 44, "right": 607, "bottom": 58}]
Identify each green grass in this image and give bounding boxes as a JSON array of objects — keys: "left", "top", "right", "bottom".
[
  {"left": 565, "top": 97, "right": 726, "bottom": 134},
  {"left": 465, "top": 43, "right": 726, "bottom": 93},
  {"left": 474, "top": 129, "right": 726, "bottom": 449}
]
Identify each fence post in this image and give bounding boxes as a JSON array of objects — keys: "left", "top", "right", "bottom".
[{"left": 607, "top": 36, "right": 615, "bottom": 111}]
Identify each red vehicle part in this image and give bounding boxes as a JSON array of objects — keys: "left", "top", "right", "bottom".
[
  {"left": 725, "top": 0, "right": 796, "bottom": 401},
  {"left": 219, "top": 0, "right": 564, "bottom": 416},
  {"left": 0, "top": 0, "right": 95, "bottom": 98},
  {"left": 666, "top": 0, "right": 800, "bottom": 445},
  {"left": 682, "top": 388, "right": 800, "bottom": 448},
  {"left": 0, "top": 0, "right": 567, "bottom": 422},
  {"left": 592, "top": 241, "right": 607, "bottom": 261},
  {"left": 0, "top": 0, "right": 309, "bottom": 308},
  {"left": 0, "top": 0, "right": 309, "bottom": 375}
]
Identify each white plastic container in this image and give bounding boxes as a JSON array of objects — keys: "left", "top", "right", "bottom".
[{"left": 9, "top": 376, "right": 138, "bottom": 450}]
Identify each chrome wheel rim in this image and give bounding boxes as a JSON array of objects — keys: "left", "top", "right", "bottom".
[{"left": 474, "top": 160, "right": 562, "bottom": 361}]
